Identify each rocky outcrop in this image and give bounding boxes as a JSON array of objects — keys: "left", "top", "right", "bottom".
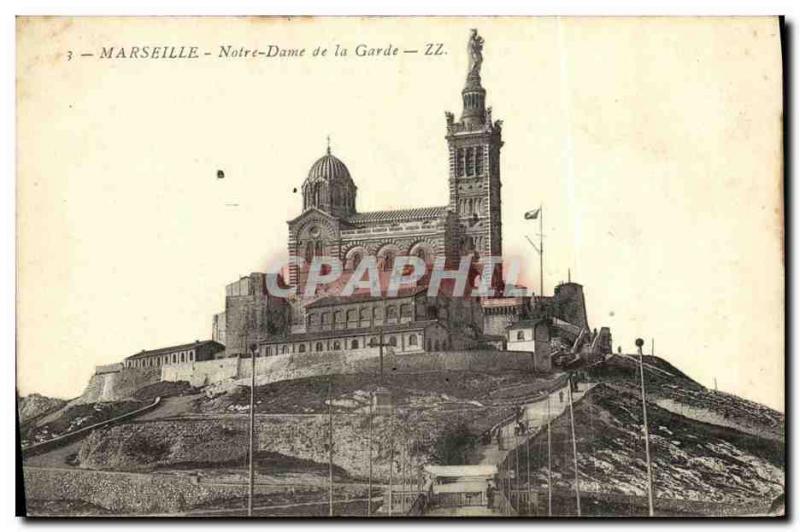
[{"left": 18, "top": 394, "right": 67, "bottom": 424}]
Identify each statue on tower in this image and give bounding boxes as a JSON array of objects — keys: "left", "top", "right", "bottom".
[{"left": 467, "top": 28, "right": 484, "bottom": 78}]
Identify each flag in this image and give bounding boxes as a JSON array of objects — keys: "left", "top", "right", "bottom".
[{"left": 524, "top": 207, "right": 540, "bottom": 220}]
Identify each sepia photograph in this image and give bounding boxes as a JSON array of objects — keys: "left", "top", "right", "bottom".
[{"left": 14, "top": 15, "right": 785, "bottom": 518}]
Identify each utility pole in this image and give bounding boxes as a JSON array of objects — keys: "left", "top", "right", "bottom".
[
  {"left": 515, "top": 431, "right": 520, "bottom": 508},
  {"left": 636, "top": 338, "right": 655, "bottom": 517},
  {"left": 400, "top": 447, "right": 406, "bottom": 512},
  {"left": 546, "top": 391, "right": 552, "bottom": 517},
  {"left": 388, "top": 437, "right": 394, "bottom": 517},
  {"left": 328, "top": 379, "right": 334, "bottom": 517},
  {"left": 367, "top": 397, "right": 373, "bottom": 517},
  {"left": 526, "top": 412, "right": 531, "bottom": 516},
  {"left": 247, "top": 338, "right": 257, "bottom": 517},
  {"left": 567, "top": 379, "right": 581, "bottom": 516},
  {"left": 370, "top": 329, "right": 391, "bottom": 383}
]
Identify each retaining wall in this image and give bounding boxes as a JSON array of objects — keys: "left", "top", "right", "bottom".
[
  {"left": 162, "top": 350, "right": 537, "bottom": 388},
  {"left": 22, "top": 467, "right": 293, "bottom": 515}
]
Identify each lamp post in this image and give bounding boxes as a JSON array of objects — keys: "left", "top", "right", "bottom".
[{"left": 636, "top": 338, "right": 655, "bottom": 517}]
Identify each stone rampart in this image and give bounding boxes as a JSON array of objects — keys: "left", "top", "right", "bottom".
[{"left": 161, "top": 350, "right": 537, "bottom": 388}]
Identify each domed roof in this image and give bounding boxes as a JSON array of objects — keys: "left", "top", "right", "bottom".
[{"left": 306, "top": 148, "right": 352, "bottom": 182}]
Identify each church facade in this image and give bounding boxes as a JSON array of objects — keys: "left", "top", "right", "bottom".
[{"left": 287, "top": 28, "right": 504, "bottom": 289}]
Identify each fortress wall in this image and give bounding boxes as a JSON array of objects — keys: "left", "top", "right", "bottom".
[
  {"left": 161, "top": 358, "right": 240, "bottom": 388},
  {"left": 161, "top": 350, "right": 536, "bottom": 388}
]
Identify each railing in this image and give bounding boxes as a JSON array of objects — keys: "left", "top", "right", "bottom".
[
  {"left": 431, "top": 490, "right": 487, "bottom": 508},
  {"left": 493, "top": 490, "right": 518, "bottom": 516},
  {"left": 406, "top": 493, "right": 428, "bottom": 516},
  {"left": 387, "top": 489, "right": 425, "bottom": 514}
]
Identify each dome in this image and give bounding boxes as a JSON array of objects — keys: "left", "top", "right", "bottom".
[
  {"left": 302, "top": 147, "right": 357, "bottom": 217},
  {"left": 306, "top": 149, "right": 352, "bottom": 182}
]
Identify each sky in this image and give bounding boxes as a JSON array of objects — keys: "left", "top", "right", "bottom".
[{"left": 16, "top": 17, "right": 784, "bottom": 411}]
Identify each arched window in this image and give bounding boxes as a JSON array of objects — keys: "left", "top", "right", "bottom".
[
  {"left": 333, "top": 341, "right": 341, "bottom": 350},
  {"left": 281, "top": 345, "right": 288, "bottom": 354},
  {"left": 305, "top": 241, "right": 315, "bottom": 264},
  {"left": 351, "top": 339, "right": 359, "bottom": 349},
  {"left": 517, "top": 331, "right": 525, "bottom": 341},
  {"left": 360, "top": 308, "right": 370, "bottom": 321},
  {"left": 389, "top": 336, "right": 398, "bottom": 347},
  {"left": 316, "top": 342, "right": 324, "bottom": 352},
  {"left": 347, "top": 309, "right": 358, "bottom": 323},
  {"left": 408, "top": 335, "right": 417, "bottom": 346},
  {"left": 434, "top": 340, "right": 440, "bottom": 351},
  {"left": 380, "top": 250, "right": 396, "bottom": 271},
  {"left": 386, "top": 306, "right": 398, "bottom": 320},
  {"left": 298, "top": 344, "right": 306, "bottom": 353}
]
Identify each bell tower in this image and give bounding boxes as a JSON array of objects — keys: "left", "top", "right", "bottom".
[{"left": 446, "top": 29, "right": 504, "bottom": 265}]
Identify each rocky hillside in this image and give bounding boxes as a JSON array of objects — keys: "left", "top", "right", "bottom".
[
  {"left": 18, "top": 393, "right": 67, "bottom": 424},
  {"left": 27, "top": 355, "right": 785, "bottom": 516},
  {"left": 74, "top": 370, "right": 557, "bottom": 480},
  {"left": 585, "top": 356, "right": 784, "bottom": 440},
  {"left": 504, "top": 359, "right": 784, "bottom": 514}
]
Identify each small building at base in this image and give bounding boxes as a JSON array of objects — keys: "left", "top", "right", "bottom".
[{"left": 506, "top": 319, "right": 552, "bottom": 372}]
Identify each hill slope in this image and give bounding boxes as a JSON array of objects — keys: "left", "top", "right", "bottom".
[{"left": 24, "top": 354, "right": 785, "bottom": 516}]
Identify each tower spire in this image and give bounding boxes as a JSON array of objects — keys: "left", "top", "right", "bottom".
[
  {"left": 326, "top": 134, "right": 331, "bottom": 155},
  {"left": 461, "top": 29, "right": 487, "bottom": 127}
]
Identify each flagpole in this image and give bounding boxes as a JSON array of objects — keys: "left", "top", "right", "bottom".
[{"left": 539, "top": 204, "right": 544, "bottom": 297}]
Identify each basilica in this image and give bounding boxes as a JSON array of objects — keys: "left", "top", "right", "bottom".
[
  {"left": 208, "top": 30, "right": 563, "bottom": 372},
  {"left": 112, "top": 30, "right": 611, "bottom": 382}
]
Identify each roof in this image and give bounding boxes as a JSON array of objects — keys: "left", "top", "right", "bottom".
[
  {"left": 345, "top": 205, "right": 449, "bottom": 225},
  {"left": 506, "top": 318, "right": 549, "bottom": 331},
  {"left": 126, "top": 340, "right": 224, "bottom": 360},
  {"left": 261, "top": 319, "right": 443, "bottom": 344},
  {"left": 424, "top": 464, "right": 498, "bottom": 478},
  {"left": 306, "top": 285, "right": 427, "bottom": 309}
]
